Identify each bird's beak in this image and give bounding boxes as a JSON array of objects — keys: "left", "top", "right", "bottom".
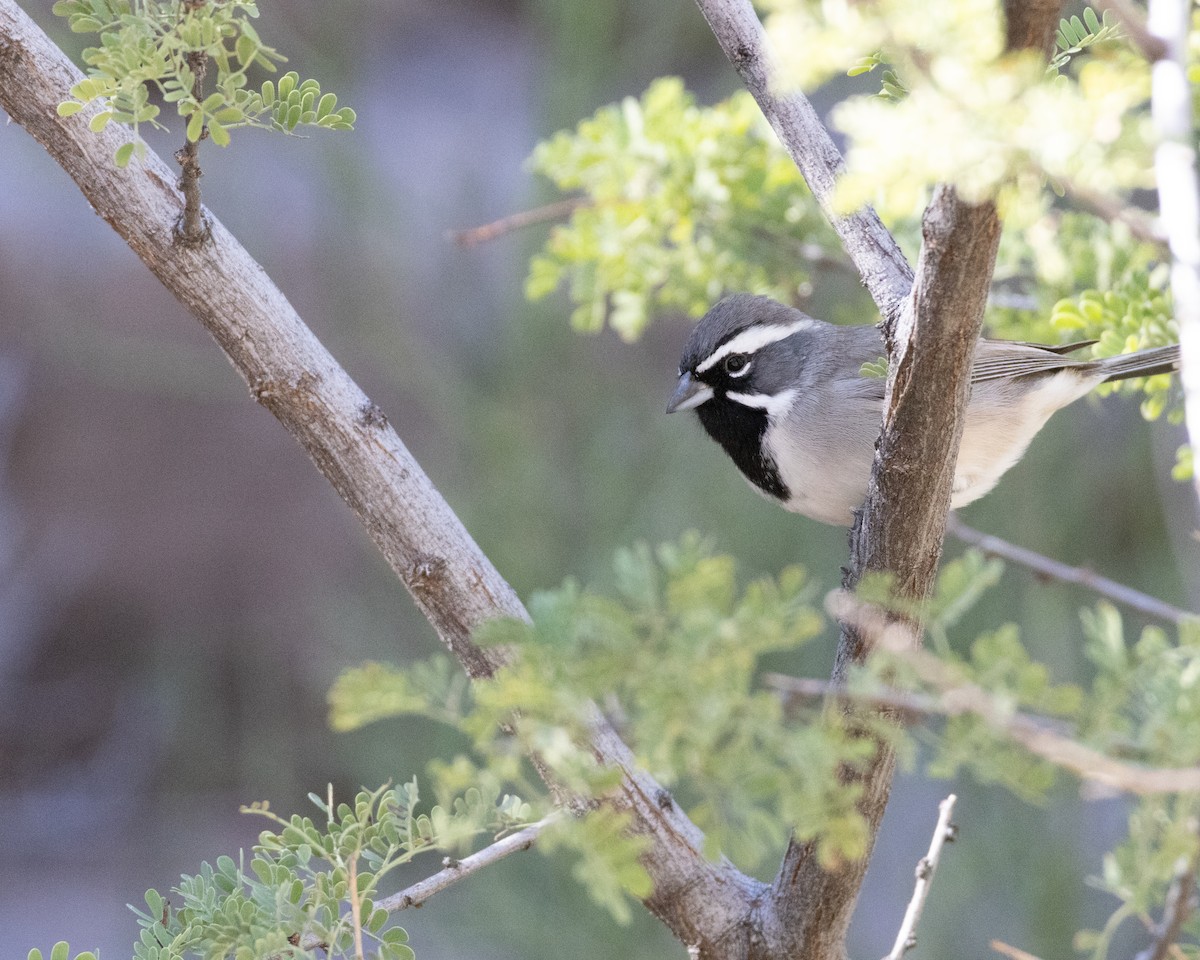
[{"left": 666, "top": 372, "right": 714, "bottom": 414}]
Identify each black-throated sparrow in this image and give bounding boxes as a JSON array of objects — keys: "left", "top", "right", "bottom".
[{"left": 667, "top": 294, "right": 1181, "bottom": 525}]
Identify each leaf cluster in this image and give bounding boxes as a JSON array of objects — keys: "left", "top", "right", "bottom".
[
  {"left": 1050, "top": 8, "right": 1122, "bottom": 74},
  {"left": 1051, "top": 265, "right": 1180, "bottom": 419},
  {"left": 53, "top": 0, "right": 354, "bottom": 166},
  {"left": 335, "top": 535, "right": 883, "bottom": 889},
  {"left": 124, "top": 780, "right": 534, "bottom": 960},
  {"left": 856, "top": 574, "right": 1200, "bottom": 958},
  {"left": 525, "top": 77, "right": 843, "bottom": 340},
  {"left": 28, "top": 946, "right": 98, "bottom": 960}
]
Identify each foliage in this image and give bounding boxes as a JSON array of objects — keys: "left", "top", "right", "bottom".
[
  {"left": 850, "top": 590, "right": 1200, "bottom": 958},
  {"left": 53, "top": 0, "right": 355, "bottom": 166},
  {"left": 525, "top": 77, "right": 844, "bottom": 339},
  {"left": 124, "top": 781, "right": 534, "bottom": 960},
  {"left": 759, "top": 1, "right": 1152, "bottom": 220},
  {"left": 1049, "top": 9, "right": 1123, "bottom": 74},
  {"left": 27, "top": 946, "right": 98, "bottom": 960},
  {"left": 334, "top": 535, "right": 884, "bottom": 880},
  {"left": 1050, "top": 265, "right": 1180, "bottom": 419}
]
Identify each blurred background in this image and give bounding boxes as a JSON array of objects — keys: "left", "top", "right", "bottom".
[{"left": 2, "top": 1, "right": 1198, "bottom": 957}]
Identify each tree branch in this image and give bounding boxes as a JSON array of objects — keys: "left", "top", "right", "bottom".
[
  {"left": 449, "top": 197, "right": 587, "bottom": 248},
  {"left": 828, "top": 591, "right": 1200, "bottom": 797},
  {"left": 947, "top": 516, "right": 1197, "bottom": 625},
  {"left": 0, "top": 4, "right": 762, "bottom": 954},
  {"left": 692, "top": 0, "right": 914, "bottom": 325},
  {"left": 883, "top": 795, "right": 959, "bottom": 960},
  {"left": 1147, "top": 0, "right": 1200, "bottom": 512},
  {"left": 1133, "top": 840, "right": 1200, "bottom": 960},
  {"left": 377, "top": 816, "right": 561, "bottom": 912}
]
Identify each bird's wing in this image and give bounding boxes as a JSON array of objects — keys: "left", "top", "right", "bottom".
[
  {"left": 1001, "top": 338, "right": 1098, "bottom": 356},
  {"left": 970, "top": 340, "right": 1098, "bottom": 384}
]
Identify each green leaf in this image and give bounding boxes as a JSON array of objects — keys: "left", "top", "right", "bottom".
[
  {"left": 88, "top": 111, "right": 112, "bottom": 132},
  {"left": 208, "top": 119, "right": 230, "bottom": 147},
  {"left": 186, "top": 108, "right": 204, "bottom": 142},
  {"left": 114, "top": 141, "right": 135, "bottom": 167},
  {"left": 50, "top": 944, "right": 69, "bottom": 960},
  {"left": 56, "top": 101, "right": 84, "bottom": 117}
]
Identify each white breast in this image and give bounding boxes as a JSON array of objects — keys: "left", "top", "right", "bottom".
[{"left": 952, "top": 369, "right": 1098, "bottom": 507}]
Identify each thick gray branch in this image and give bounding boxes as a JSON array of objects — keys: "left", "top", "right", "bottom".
[
  {"left": 0, "top": 1, "right": 760, "bottom": 950},
  {"left": 693, "top": 0, "right": 914, "bottom": 323}
]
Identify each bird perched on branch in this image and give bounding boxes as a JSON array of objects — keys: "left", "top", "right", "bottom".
[{"left": 667, "top": 294, "right": 1180, "bottom": 525}]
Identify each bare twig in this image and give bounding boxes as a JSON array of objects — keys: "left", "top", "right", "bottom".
[
  {"left": 829, "top": 592, "right": 1200, "bottom": 796},
  {"left": 174, "top": 32, "right": 210, "bottom": 244},
  {"left": 883, "top": 795, "right": 959, "bottom": 960},
  {"left": 1134, "top": 838, "right": 1200, "bottom": 960},
  {"left": 765, "top": 673, "right": 939, "bottom": 724},
  {"left": 1148, "top": 0, "right": 1200, "bottom": 512},
  {"left": 348, "top": 854, "right": 365, "bottom": 960},
  {"left": 377, "top": 816, "right": 560, "bottom": 912},
  {"left": 450, "top": 197, "right": 587, "bottom": 247},
  {"left": 1061, "top": 180, "right": 1167, "bottom": 246},
  {"left": 947, "top": 516, "right": 1197, "bottom": 626},
  {"left": 991, "top": 939, "right": 1048, "bottom": 960}
]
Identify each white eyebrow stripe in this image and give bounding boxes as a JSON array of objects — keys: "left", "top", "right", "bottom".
[
  {"left": 726, "top": 387, "right": 799, "bottom": 419},
  {"left": 695, "top": 319, "right": 813, "bottom": 374}
]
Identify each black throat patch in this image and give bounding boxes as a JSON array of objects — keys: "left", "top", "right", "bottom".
[{"left": 696, "top": 398, "right": 789, "bottom": 501}]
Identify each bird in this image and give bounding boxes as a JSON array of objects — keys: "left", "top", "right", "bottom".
[{"left": 666, "top": 294, "right": 1180, "bottom": 525}]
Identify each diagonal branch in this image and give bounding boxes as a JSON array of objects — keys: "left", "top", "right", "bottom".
[
  {"left": 828, "top": 591, "right": 1200, "bottom": 797},
  {"left": 378, "top": 816, "right": 561, "bottom": 912},
  {"left": 0, "top": 2, "right": 761, "bottom": 953},
  {"left": 1133, "top": 838, "right": 1200, "bottom": 960},
  {"left": 691, "top": 0, "right": 914, "bottom": 325},
  {"left": 947, "top": 517, "right": 1197, "bottom": 625}
]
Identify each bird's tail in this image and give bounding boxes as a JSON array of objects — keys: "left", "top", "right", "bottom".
[{"left": 1098, "top": 344, "right": 1181, "bottom": 383}]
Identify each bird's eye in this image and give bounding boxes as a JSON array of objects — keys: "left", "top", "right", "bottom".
[{"left": 723, "top": 353, "right": 751, "bottom": 375}]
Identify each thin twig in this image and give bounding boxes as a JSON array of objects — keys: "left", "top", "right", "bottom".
[
  {"left": 947, "top": 516, "right": 1197, "bottom": 626},
  {"left": 1061, "top": 180, "right": 1167, "bottom": 246},
  {"left": 883, "top": 794, "right": 958, "bottom": 960},
  {"left": 376, "top": 816, "right": 560, "bottom": 912},
  {"left": 1134, "top": 836, "right": 1200, "bottom": 960},
  {"left": 449, "top": 197, "right": 588, "bottom": 248},
  {"left": 765, "top": 673, "right": 939, "bottom": 724},
  {"left": 348, "top": 854, "right": 365, "bottom": 960},
  {"left": 991, "top": 940, "right": 1048, "bottom": 960},
  {"left": 174, "top": 37, "right": 210, "bottom": 245},
  {"left": 828, "top": 592, "right": 1200, "bottom": 796}
]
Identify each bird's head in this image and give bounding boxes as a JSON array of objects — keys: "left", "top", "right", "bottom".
[{"left": 666, "top": 294, "right": 816, "bottom": 419}]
